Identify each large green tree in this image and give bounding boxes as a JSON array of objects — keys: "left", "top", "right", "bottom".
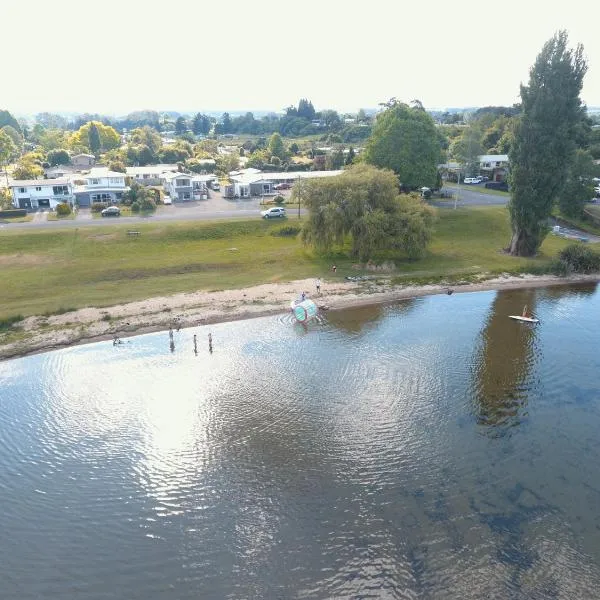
[
  {"left": 0, "top": 110, "right": 21, "bottom": 134},
  {"left": 450, "top": 123, "right": 484, "bottom": 176},
  {"left": 559, "top": 149, "right": 596, "bottom": 218},
  {"left": 294, "top": 163, "right": 435, "bottom": 261},
  {"left": 47, "top": 148, "right": 71, "bottom": 166},
  {"left": 268, "top": 132, "right": 286, "bottom": 160},
  {"left": 363, "top": 100, "right": 441, "bottom": 189},
  {"left": 0, "top": 130, "right": 17, "bottom": 186},
  {"left": 508, "top": 31, "right": 587, "bottom": 256},
  {"left": 192, "top": 113, "right": 211, "bottom": 136}
]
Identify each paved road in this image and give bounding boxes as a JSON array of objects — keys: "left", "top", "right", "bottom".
[
  {"left": 0, "top": 193, "right": 304, "bottom": 231},
  {"left": 432, "top": 184, "right": 510, "bottom": 207}
]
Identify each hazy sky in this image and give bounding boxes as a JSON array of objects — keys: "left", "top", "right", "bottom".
[{"left": 3, "top": 0, "right": 599, "bottom": 116}]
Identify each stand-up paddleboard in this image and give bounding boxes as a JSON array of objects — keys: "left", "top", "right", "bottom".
[{"left": 509, "top": 315, "right": 539, "bottom": 323}]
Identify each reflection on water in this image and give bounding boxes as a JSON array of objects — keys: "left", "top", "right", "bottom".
[
  {"left": 471, "top": 288, "right": 540, "bottom": 433},
  {"left": 1, "top": 284, "right": 600, "bottom": 599}
]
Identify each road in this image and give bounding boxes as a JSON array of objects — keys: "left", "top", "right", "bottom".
[{"left": 0, "top": 192, "right": 305, "bottom": 231}]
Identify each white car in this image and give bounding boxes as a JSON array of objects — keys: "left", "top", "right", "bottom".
[
  {"left": 163, "top": 195, "right": 172, "bottom": 205},
  {"left": 463, "top": 177, "right": 480, "bottom": 184},
  {"left": 261, "top": 206, "right": 286, "bottom": 219}
]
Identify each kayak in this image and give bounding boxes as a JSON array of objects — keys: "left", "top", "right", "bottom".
[{"left": 509, "top": 315, "right": 539, "bottom": 323}]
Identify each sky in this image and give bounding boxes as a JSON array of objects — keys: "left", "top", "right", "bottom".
[{"left": 3, "top": 0, "right": 600, "bottom": 116}]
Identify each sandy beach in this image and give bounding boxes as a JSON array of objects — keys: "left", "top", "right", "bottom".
[{"left": 1, "top": 273, "right": 598, "bottom": 362}]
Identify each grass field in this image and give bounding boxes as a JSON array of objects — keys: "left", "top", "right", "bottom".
[
  {"left": 443, "top": 183, "right": 510, "bottom": 198},
  {"left": 0, "top": 207, "right": 571, "bottom": 321}
]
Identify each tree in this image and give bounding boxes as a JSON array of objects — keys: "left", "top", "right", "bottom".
[
  {"left": 363, "top": 100, "right": 441, "bottom": 188},
  {"left": 449, "top": 123, "right": 484, "bottom": 176},
  {"left": 289, "top": 142, "right": 300, "bottom": 155},
  {"left": 88, "top": 122, "right": 101, "bottom": 154},
  {"left": 0, "top": 130, "right": 17, "bottom": 186},
  {"left": 130, "top": 126, "right": 162, "bottom": 154},
  {"left": 345, "top": 146, "right": 356, "bottom": 165},
  {"left": 320, "top": 109, "right": 341, "bottom": 130},
  {"left": 13, "top": 156, "right": 44, "bottom": 179},
  {"left": 47, "top": 148, "right": 71, "bottom": 166},
  {"left": 297, "top": 98, "right": 316, "bottom": 121},
  {"left": 70, "top": 121, "right": 121, "bottom": 153},
  {"left": 559, "top": 149, "right": 596, "bottom": 218},
  {"left": 0, "top": 109, "right": 21, "bottom": 134},
  {"left": 215, "top": 153, "right": 239, "bottom": 175},
  {"left": 268, "top": 132, "right": 285, "bottom": 160},
  {"left": 192, "top": 113, "right": 211, "bottom": 136},
  {"left": 294, "top": 163, "right": 435, "bottom": 261},
  {"left": 175, "top": 116, "right": 188, "bottom": 135},
  {"left": 508, "top": 31, "right": 587, "bottom": 256},
  {"left": 1, "top": 125, "right": 22, "bottom": 150}
]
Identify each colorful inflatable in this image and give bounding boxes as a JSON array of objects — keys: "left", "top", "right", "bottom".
[{"left": 291, "top": 299, "right": 318, "bottom": 323}]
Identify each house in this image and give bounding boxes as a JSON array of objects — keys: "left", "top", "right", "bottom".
[
  {"left": 478, "top": 154, "right": 509, "bottom": 182},
  {"left": 44, "top": 164, "right": 77, "bottom": 179},
  {"left": 161, "top": 172, "right": 194, "bottom": 201},
  {"left": 126, "top": 164, "right": 179, "bottom": 185},
  {"left": 73, "top": 167, "right": 129, "bottom": 207},
  {"left": 10, "top": 178, "right": 74, "bottom": 210},
  {"left": 222, "top": 169, "right": 343, "bottom": 199},
  {"left": 71, "top": 153, "right": 96, "bottom": 169}
]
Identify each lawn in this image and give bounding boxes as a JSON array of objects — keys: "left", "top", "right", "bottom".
[
  {"left": 443, "top": 183, "right": 510, "bottom": 198},
  {"left": 0, "top": 207, "right": 571, "bottom": 321}
]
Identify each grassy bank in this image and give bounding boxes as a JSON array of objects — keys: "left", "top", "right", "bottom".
[{"left": 0, "top": 207, "right": 570, "bottom": 321}]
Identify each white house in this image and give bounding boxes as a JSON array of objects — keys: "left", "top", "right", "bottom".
[
  {"left": 222, "top": 169, "right": 343, "bottom": 198},
  {"left": 73, "top": 167, "right": 129, "bottom": 207},
  {"left": 161, "top": 172, "right": 194, "bottom": 201},
  {"left": 478, "top": 154, "right": 509, "bottom": 181},
  {"left": 10, "top": 178, "right": 74, "bottom": 210},
  {"left": 126, "top": 164, "right": 179, "bottom": 185}
]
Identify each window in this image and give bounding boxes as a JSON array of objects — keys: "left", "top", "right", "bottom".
[
  {"left": 176, "top": 179, "right": 190, "bottom": 187},
  {"left": 183, "top": 192, "right": 191, "bottom": 199},
  {"left": 53, "top": 185, "right": 69, "bottom": 195},
  {"left": 92, "top": 193, "right": 112, "bottom": 202},
  {"left": 115, "top": 192, "right": 123, "bottom": 199},
  {"left": 36, "top": 186, "right": 42, "bottom": 191},
  {"left": 19, "top": 187, "right": 26, "bottom": 193},
  {"left": 91, "top": 178, "right": 99, "bottom": 185}
]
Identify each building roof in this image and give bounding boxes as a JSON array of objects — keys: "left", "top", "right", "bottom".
[
  {"left": 73, "top": 153, "right": 95, "bottom": 159},
  {"left": 126, "top": 164, "right": 179, "bottom": 176},
  {"left": 230, "top": 169, "right": 344, "bottom": 185},
  {"left": 478, "top": 154, "right": 509, "bottom": 163},
  {"left": 85, "top": 167, "right": 126, "bottom": 178},
  {"left": 161, "top": 172, "right": 193, "bottom": 181},
  {"left": 10, "top": 178, "right": 71, "bottom": 187}
]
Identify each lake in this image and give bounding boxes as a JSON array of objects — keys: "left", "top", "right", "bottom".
[{"left": 1, "top": 283, "right": 600, "bottom": 599}]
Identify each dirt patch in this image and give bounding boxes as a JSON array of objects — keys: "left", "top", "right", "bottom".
[{"left": 0, "top": 254, "right": 54, "bottom": 266}]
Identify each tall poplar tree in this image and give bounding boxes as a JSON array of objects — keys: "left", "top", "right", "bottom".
[
  {"left": 508, "top": 31, "right": 587, "bottom": 256},
  {"left": 88, "top": 122, "right": 101, "bottom": 155}
]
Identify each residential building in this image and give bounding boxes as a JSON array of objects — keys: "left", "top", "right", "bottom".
[
  {"left": 10, "top": 178, "right": 74, "bottom": 210},
  {"left": 478, "top": 154, "right": 509, "bottom": 181},
  {"left": 44, "top": 165, "right": 77, "bottom": 179},
  {"left": 222, "top": 169, "right": 343, "bottom": 199},
  {"left": 126, "top": 164, "right": 179, "bottom": 185},
  {"left": 161, "top": 172, "right": 194, "bottom": 201},
  {"left": 74, "top": 167, "right": 129, "bottom": 207},
  {"left": 72, "top": 153, "right": 96, "bottom": 169}
]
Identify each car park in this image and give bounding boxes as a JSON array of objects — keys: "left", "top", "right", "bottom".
[
  {"left": 260, "top": 206, "right": 286, "bottom": 219},
  {"left": 101, "top": 206, "right": 121, "bottom": 217},
  {"left": 274, "top": 183, "right": 291, "bottom": 190}
]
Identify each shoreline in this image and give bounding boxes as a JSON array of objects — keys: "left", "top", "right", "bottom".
[{"left": 1, "top": 273, "right": 598, "bottom": 362}]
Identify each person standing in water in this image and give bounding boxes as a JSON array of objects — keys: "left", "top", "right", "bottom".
[{"left": 316, "top": 278, "right": 321, "bottom": 295}]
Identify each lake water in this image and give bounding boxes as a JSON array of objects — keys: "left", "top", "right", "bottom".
[{"left": 1, "top": 284, "right": 600, "bottom": 599}]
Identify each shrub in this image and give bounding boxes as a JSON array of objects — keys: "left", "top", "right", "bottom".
[
  {"left": 271, "top": 225, "right": 301, "bottom": 237},
  {"left": 138, "top": 197, "right": 156, "bottom": 212},
  {"left": 273, "top": 194, "right": 285, "bottom": 204},
  {"left": 131, "top": 201, "right": 141, "bottom": 213},
  {"left": 0, "top": 314, "right": 24, "bottom": 331},
  {"left": 55, "top": 202, "right": 72, "bottom": 216},
  {"left": 91, "top": 202, "right": 108, "bottom": 213},
  {"left": 558, "top": 244, "right": 600, "bottom": 274}
]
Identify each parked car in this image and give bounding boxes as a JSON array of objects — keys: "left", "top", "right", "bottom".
[
  {"left": 463, "top": 177, "right": 479, "bottom": 184},
  {"left": 274, "top": 183, "right": 291, "bottom": 190},
  {"left": 485, "top": 181, "right": 509, "bottom": 191},
  {"left": 101, "top": 206, "right": 121, "bottom": 217},
  {"left": 211, "top": 181, "right": 220, "bottom": 191},
  {"left": 261, "top": 207, "right": 286, "bottom": 219},
  {"left": 163, "top": 195, "right": 172, "bottom": 205}
]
